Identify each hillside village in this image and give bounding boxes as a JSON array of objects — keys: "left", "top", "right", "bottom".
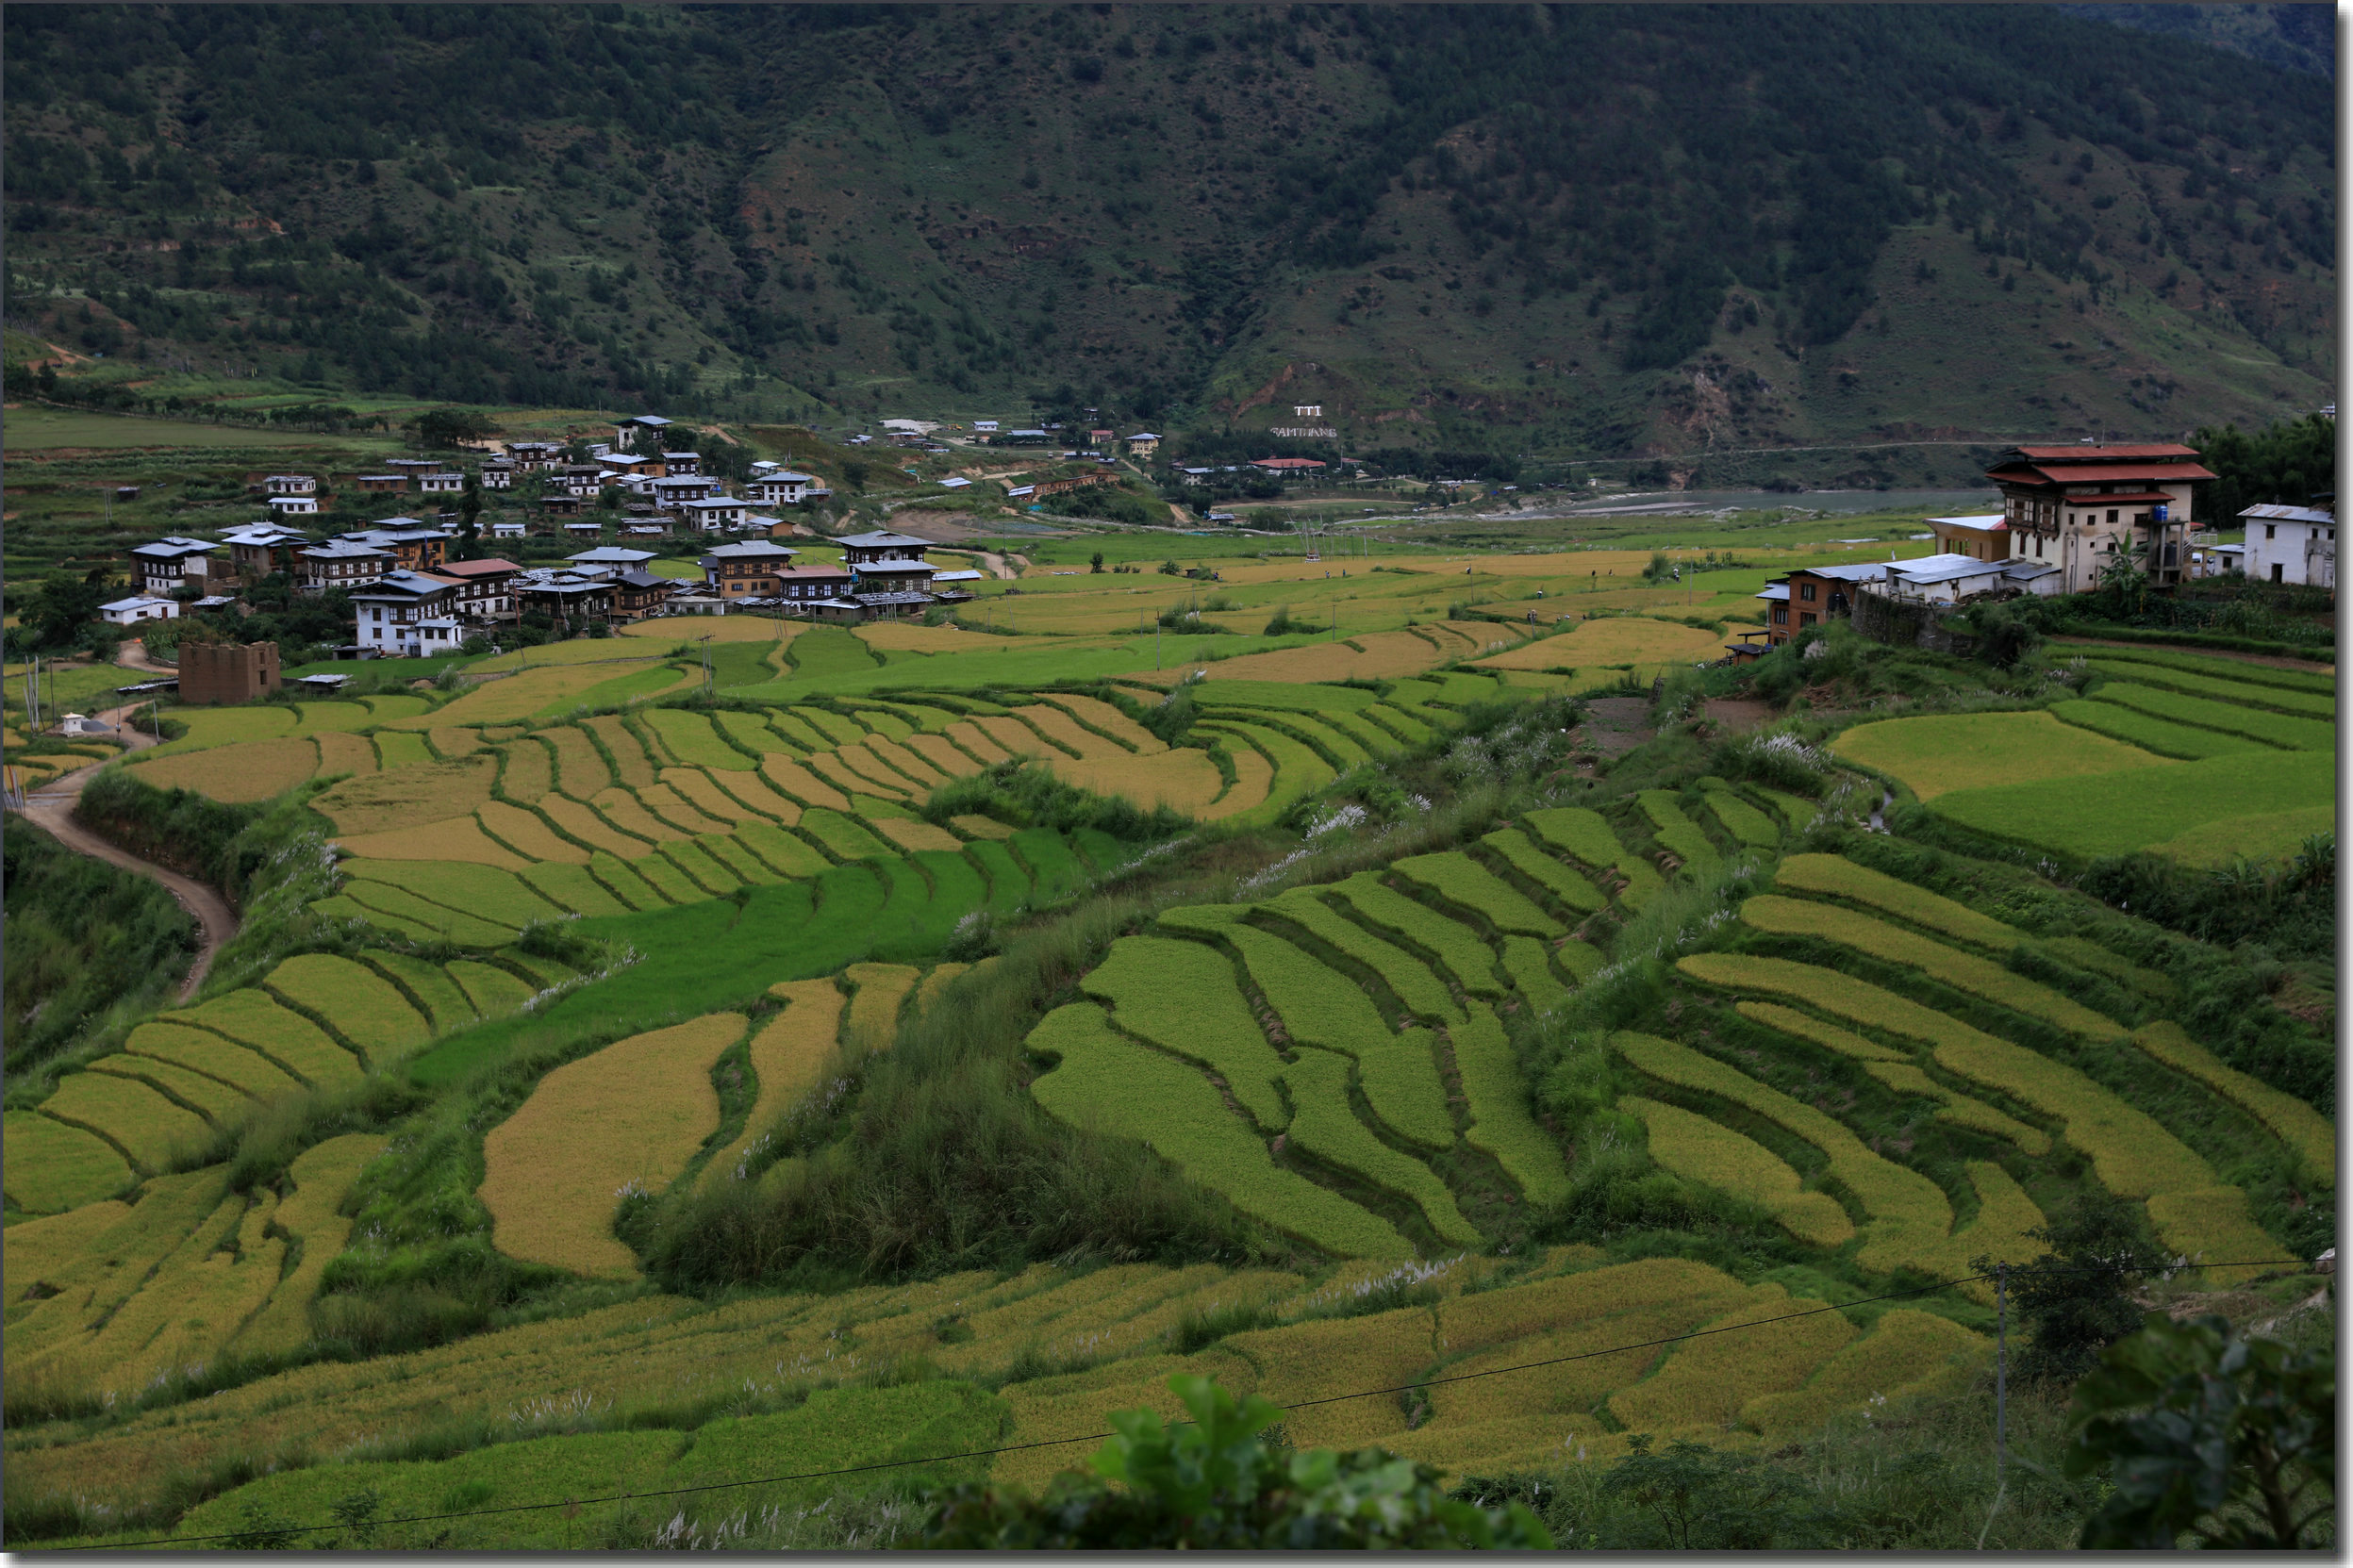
[{"left": 72, "top": 419, "right": 2336, "bottom": 709}]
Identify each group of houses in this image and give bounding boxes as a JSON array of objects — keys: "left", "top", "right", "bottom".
[
  {"left": 104, "top": 515, "right": 979, "bottom": 652},
  {"left": 1737, "top": 439, "right": 2333, "bottom": 652}
]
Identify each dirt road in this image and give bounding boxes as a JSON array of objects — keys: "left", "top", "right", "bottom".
[{"left": 17, "top": 700, "right": 240, "bottom": 1002}]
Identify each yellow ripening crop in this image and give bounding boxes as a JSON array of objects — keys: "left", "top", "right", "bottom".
[{"left": 478, "top": 1014, "right": 749, "bottom": 1278}]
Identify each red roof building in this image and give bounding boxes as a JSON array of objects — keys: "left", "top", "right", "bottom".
[
  {"left": 1984, "top": 441, "right": 2217, "bottom": 591},
  {"left": 1250, "top": 456, "right": 1328, "bottom": 474}
]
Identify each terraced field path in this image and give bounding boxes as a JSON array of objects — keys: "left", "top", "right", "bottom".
[{"left": 18, "top": 698, "right": 240, "bottom": 1001}]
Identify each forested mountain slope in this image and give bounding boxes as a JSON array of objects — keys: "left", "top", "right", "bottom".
[{"left": 3, "top": 5, "right": 2332, "bottom": 454}]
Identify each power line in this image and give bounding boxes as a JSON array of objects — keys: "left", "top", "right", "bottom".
[{"left": 60, "top": 1256, "right": 2312, "bottom": 1550}]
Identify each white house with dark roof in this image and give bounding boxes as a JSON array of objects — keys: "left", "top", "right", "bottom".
[
  {"left": 744, "top": 472, "right": 816, "bottom": 505},
  {"left": 296, "top": 538, "right": 394, "bottom": 594},
  {"left": 264, "top": 474, "right": 316, "bottom": 496},
  {"left": 679, "top": 496, "right": 748, "bottom": 532},
  {"left": 351, "top": 569, "right": 465, "bottom": 653},
  {"left": 267, "top": 493, "right": 321, "bottom": 517}
]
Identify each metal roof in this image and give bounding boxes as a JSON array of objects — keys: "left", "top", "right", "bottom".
[
  {"left": 2007, "top": 443, "right": 2199, "bottom": 462},
  {"left": 1927, "top": 515, "right": 2007, "bottom": 532},
  {"left": 2241, "top": 503, "right": 2335, "bottom": 525},
  {"left": 837, "top": 531, "right": 933, "bottom": 550}
]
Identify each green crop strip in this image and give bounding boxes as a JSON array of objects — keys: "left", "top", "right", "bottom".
[
  {"left": 1620, "top": 1095, "right": 1854, "bottom": 1246},
  {"left": 1738, "top": 893, "right": 2126, "bottom": 1039},
  {"left": 1279, "top": 1048, "right": 1481, "bottom": 1246},
  {"left": 1450, "top": 1003, "right": 1566, "bottom": 1206},
  {"left": 1636, "top": 791, "right": 1720, "bottom": 875},
  {"left": 1392, "top": 851, "right": 1564, "bottom": 937},
  {"left": 1860, "top": 1060, "right": 2051, "bottom": 1155},
  {"left": 1324, "top": 873, "right": 1505, "bottom": 998},
  {"left": 2080, "top": 658, "right": 2336, "bottom": 718},
  {"left": 1614, "top": 1031, "right": 1952, "bottom": 1278},
  {"left": 1523, "top": 805, "right": 1663, "bottom": 908},
  {"left": 1498, "top": 935, "right": 1568, "bottom": 1013},
  {"left": 1477, "top": 828, "right": 1606, "bottom": 914},
  {"left": 1699, "top": 784, "right": 1781, "bottom": 850},
  {"left": 1675, "top": 953, "right": 2217, "bottom": 1202},
  {"left": 1027, "top": 1003, "right": 1409, "bottom": 1258},
  {"left": 1770, "top": 854, "right": 2022, "bottom": 950},
  {"left": 2131, "top": 1021, "right": 2335, "bottom": 1184},
  {"left": 2049, "top": 698, "right": 2268, "bottom": 761},
  {"left": 2093, "top": 682, "right": 2333, "bottom": 751},
  {"left": 1080, "top": 935, "right": 1289, "bottom": 1131},
  {"left": 1258, "top": 887, "right": 1465, "bottom": 1025},
  {"left": 2073, "top": 645, "right": 2335, "bottom": 696}
]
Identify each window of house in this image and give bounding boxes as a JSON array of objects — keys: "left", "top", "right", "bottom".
[
  {"left": 1798, "top": 582, "right": 1816, "bottom": 602},
  {"left": 1798, "top": 612, "right": 1816, "bottom": 627},
  {"left": 2107, "top": 510, "right": 2118, "bottom": 524},
  {"left": 2266, "top": 525, "right": 2277, "bottom": 540},
  {"left": 1771, "top": 605, "right": 1788, "bottom": 624}
]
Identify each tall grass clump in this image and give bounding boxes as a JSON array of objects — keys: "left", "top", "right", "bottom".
[{"left": 630, "top": 891, "right": 1267, "bottom": 1291}]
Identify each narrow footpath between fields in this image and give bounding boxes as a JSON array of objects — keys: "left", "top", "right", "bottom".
[{"left": 17, "top": 677, "right": 240, "bottom": 1002}]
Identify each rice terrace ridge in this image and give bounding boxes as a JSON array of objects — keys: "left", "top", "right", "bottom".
[{"left": 1, "top": 1, "right": 2336, "bottom": 1552}]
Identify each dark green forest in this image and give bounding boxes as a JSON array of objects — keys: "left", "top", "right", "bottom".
[{"left": 3, "top": 5, "right": 2334, "bottom": 450}]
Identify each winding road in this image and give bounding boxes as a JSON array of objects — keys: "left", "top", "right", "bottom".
[{"left": 13, "top": 657, "right": 240, "bottom": 1002}]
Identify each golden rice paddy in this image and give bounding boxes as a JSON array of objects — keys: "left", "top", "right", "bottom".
[
  {"left": 129, "top": 736, "right": 320, "bottom": 802},
  {"left": 477, "top": 1014, "right": 750, "bottom": 1277}
]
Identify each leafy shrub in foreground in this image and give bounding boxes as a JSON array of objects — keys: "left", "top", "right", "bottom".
[{"left": 918, "top": 1374, "right": 1552, "bottom": 1549}]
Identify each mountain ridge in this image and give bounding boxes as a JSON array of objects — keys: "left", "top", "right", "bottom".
[{"left": 2, "top": 4, "right": 2332, "bottom": 457}]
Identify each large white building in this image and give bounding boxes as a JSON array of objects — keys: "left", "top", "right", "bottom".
[{"left": 2238, "top": 503, "right": 2335, "bottom": 589}]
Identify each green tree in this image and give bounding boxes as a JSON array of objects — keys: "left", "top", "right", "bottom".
[
  {"left": 1975, "top": 1195, "right": 2161, "bottom": 1387},
  {"left": 2065, "top": 1312, "right": 2333, "bottom": 1549},
  {"left": 406, "top": 406, "right": 500, "bottom": 450},
  {"left": 917, "top": 1375, "right": 1551, "bottom": 1549}
]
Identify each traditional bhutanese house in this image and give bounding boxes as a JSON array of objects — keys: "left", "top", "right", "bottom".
[
  {"left": 744, "top": 472, "right": 816, "bottom": 505},
  {"left": 264, "top": 474, "right": 316, "bottom": 496},
  {"left": 1124, "top": 432, "right": 1161, "bottom": 458},
  {"left": 130, "top": 536, "right": 224, "bottom": 596},
  {"left": 223, "top": 522, "right": 311, "bottom": 579},
  {"left": 610, "top": 567, "right": 675, "bottom": 622},
  {"left": 490, "top": 520, "right": 527, "bottom": 539},
  {"left": 838, "top": 530, "right": 937, "bottom": 598},
  {"left": 514, "top": 574, "right": 617, "bottom": 623},
  {"left": 100, "top": 595, "right": 179, "bottom": 626},
  {"left": 614, "top": 413, "right": 675, "bottom": 446},
  {"left": 351, "top": 569, "right": 465, "bottom": 655},
  {"left": 1984, "top": 441, "right": 2216, "bottom": 590},
  {"left": 543, "top": 493, "right": 587, "bottom": 517},
  {"left": 564, "top": 546, "right": 658, "bottom": 580},
  {"left": 679, "top": 496, "right": 748, "bottom": 532},
  {"left": 599, "top": 452, "right": 667, "bottom": 478},
  {"left": 653, "top": 475, "right": 717, "bottom": 508},
  {"left": 1753, "top": 562, "right": 1887, "bottom": 645},
  {"left": 702, "top": 538, "right": 800, "bottom": 600},
  {"left": 480, "top": 462, "right": 515, "bottom": 490},
  {"left": 355, "top": 473, "right": 407, "bottom": 493},
  {"left": 296, "top": 539, "right": 393, "bottom": 594},
  {"left": 434, "top": 558, "right": 522, "bottom": 624},
  {"left": 418, "top": 471, "right": 465, "bottom": 496},
  {"left": 384, "top": 458, "right": 440, "bottom": 475},
  {"left": 767, "top": 562, "right": 853, "bottom": 605},
  {"left": 341, "top": 520, "right": 450, "bottom": 570},
  {"left": 660, "top": 451, "right": 701, "bottom": 476}
]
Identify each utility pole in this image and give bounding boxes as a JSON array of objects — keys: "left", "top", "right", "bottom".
[{"left": 1995, "top": 1263, "right": 2008, "bottom": 1481}]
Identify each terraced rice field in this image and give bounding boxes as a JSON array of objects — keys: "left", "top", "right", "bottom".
[
  {"left": 1036, "top": 819, "right": 1642, "bottom": 1254},
  {"left": 1, "top": 1244, "right": 2002, "bottom": 1541}
]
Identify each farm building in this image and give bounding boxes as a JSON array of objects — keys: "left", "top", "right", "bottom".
[
  {"left": 263, "top": 474, "right": 316, "bottom": 496},
  {"left": 434, "top": 558, "right": 523, "bottom": 624},
  {"left": 98, "top": 595, "right": 179, "bottom": 626},
  {"left": 222, "top": 522, "right": 310, "bottom": 579},
  {"left": 267, "top": 494, "right": 321, "bottom": 517},
  {"left": 354, "top": 473, "right": 406, "bottom": 493},
  {"left": 744, "top": 472, "right": 817, "bottom": 505},
  {"left": 2239, "top": 503, "right": 2335, "bottom": 588}
]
